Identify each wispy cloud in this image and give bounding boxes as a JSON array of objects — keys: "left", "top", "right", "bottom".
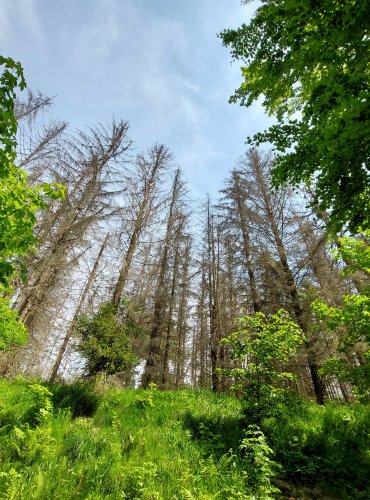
[
  {"left": 1, "top": 0, "right": 264, "bottom": 199},
  {"left": 0, "top": 0, "right": 44, "bottom": 49}
]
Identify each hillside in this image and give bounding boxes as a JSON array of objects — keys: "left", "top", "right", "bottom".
[{"left": 0, "top": 378, "right": 369, "bottom": 499}]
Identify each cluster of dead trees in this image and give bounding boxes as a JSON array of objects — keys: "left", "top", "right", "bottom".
[{"left": 1, "top": 91, "right": 366, "bottom": 403}]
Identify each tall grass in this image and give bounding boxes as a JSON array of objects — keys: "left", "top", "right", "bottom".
[
  {"left": 0, "top": 379, "right": 248, "bottom": 499},
  {"left": 0, "top": 378, "right": 369, "bottom": 499}
]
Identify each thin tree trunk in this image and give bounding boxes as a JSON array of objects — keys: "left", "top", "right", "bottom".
[
  {"left": 161, "top": 224, "right": 182, "bottom": 387},
  {"left": 197, "top": 260, "right": 208, "bottom": 388},
  {"left": 175, "top": 236, "right": 191, "bottom": 388},
  {"left": 49, "top": 233, "right": 109, "bottom": 381},
  {"left": 112, "top": 144, "right": 173, "bottom": 307},
  {"left": 142, "top": 169, "right": 181, "bottom": 388},
  {"left": 232, "top": 171, "right": 261, "bottom": 313},
  {"left": 207, "top": 200, "right": 221, "bottom": 392}
]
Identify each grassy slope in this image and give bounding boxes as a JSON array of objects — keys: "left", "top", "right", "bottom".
[{"left": 0, "top": 378, "right": 369, "bottom": 499}]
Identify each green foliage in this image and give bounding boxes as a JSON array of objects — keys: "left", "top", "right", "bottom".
[
  {"left": 239, "top": 425, "right": 281, "bottom": 499},
  {"left": 262, "top": 398, "right": 370, "bottom": 498},
  {"left": 221, "top": 309, "right": 304, "bottom": 419},
  {"left": 26, "top": 383, "right": 53, "bottom": 425},
  {"left": 0, "top": 379, "right": 369, "bottom": 498},
  {"left": 135, "top": 382, "right": 157, "bottom": 409},
  {"left": 332, "top": 231, "right": 370, "bottom": 276},
  {"left": 0, "top": 296, "right": 28, "bottom": 350},
  {"left": 220, "top": 0, "right": 370, "bottom": 233},
  {"left": 0, "top": 56, "right": 26, "bottom": 177},
  {"left": 0, "top": 163, "right": 65, "bottom": 286},
  {"left": 313, "top": 232, "right": 370, "bottom": 399},
  {"left": 314, "top": 293, "right": 370, "bottom": 399},
  {"left": 76, "top": 302, "right": 139, "bottom": 376},
  {"left": 0, "top": 56, "right": 65, "bottom": 290}
]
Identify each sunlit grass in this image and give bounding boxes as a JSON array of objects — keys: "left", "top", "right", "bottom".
[{"left": 0, "top": 378, "right": 369, "bottom": 499}]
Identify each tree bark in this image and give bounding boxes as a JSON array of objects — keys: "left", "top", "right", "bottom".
[
  {"left": 49, "top": 233, "right": 109, "bottom": 381},
  {"left": 142, "top": 169, "right": 182, "bottom": 388}
]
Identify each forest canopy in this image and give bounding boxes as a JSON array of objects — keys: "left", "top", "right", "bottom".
[{"left": 219, "top": 0, "right": 370, "bottom": 233}]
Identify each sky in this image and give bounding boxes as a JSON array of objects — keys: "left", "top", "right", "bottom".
[{"left": 0, "top": 0, "right": 269, "bottom": 200}]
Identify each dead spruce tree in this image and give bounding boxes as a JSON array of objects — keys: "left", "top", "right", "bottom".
[
  {"left": 142, "top": 168, "right": 187, "bottom": 388},
  {"left": 111, "top": 144, "right": 173, "bottom": 307},
  {"left": 48, "top": 232, "right": 110, "bottom": 381},
  {"left": 9, "top": 120, "right": 132, "bottom": 376},
  {"left": 219, "top": 169, "right": 262, "bottom": 314},
  {"left": 237, "top": 149, "right": 326, "bottom": 404}
]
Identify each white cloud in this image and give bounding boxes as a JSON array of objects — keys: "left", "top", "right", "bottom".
[
  {"left": 0, "top": 0, "right": 44, "bottom": 48},
  {"left": 1, "top": 0, "right": 265, "bottom": 199},
  {"left": 65, "top": 0, "right": 205, "bottom": 133},
  {"left": 0, "top": 0, "right": 13, "bottom": 41}
]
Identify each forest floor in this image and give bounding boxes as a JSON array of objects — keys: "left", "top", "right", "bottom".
[{"left": 0, "top": 378, "right": 369, "bottom": 499}]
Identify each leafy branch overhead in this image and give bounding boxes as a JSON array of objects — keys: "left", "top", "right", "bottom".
[
  {"left": 0, "top": 55, "right": 65, "bottom": 351},
  {"left": 0, "top": 56, "right": 65, "bottom": 289},
  {"left": 219, "top": 0, "right": 370, "bottom": 233}
]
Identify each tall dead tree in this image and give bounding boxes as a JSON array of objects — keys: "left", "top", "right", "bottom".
[
  {"left": 193, "top": 251, "right": 209, "bottom": 388},
  {"left": 112, "top": 144, "right": 172, "bottom": 307},
  {"left": 206, "top": 198, "right": 222, "bottom": 392},
  {"left": 174, "top": 234, "right": 192, "bottom": 388},
  {"left": 161, "top": 219, "right": 184, "bottom": 387},
  {"left": 17, "top": 121, "right": 131, "bottom": 325},
  {"left": 241, "top": 149, "right": 325, "bottom": 404},
  {"left": 220, "top": 170, "right": 261, "bottom": 313},
  {"left": 15, "top": 89, "right": 67, "bottom": 176},
  {"left": 142, "top": 168, "right": 185, "bottom": 387},
  {"left": 11, "top": 121, "right": 132, "bottom": 375},
  {"left": 49, "top": 233, "right": 110, "bottom": 381}
]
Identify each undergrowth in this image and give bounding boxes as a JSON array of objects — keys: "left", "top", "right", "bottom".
[{"left": 0, "top": 378, "right": 369, "bottom": 499}]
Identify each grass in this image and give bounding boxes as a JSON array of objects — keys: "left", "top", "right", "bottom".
[
  {"left": 0, "top": 379, "right": 247, "bottom": 499},
  {"left": 0, "top": 378, "right": 369, "bottom": 499}
]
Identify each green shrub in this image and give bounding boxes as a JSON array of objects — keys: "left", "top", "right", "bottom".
[
  {"left": 240, "top": 425, "right": 281, "bottom": 499},
  {"left": 135, "top": 382, "right": 157, "bottom": 409},
  {"left": 262, "top": 399, "right": 370, "bottom": 498},
  {"left": 76, "top": 302, "right": 139, "bottom": 377},
  {"left": 221, "top": 309, "right": 304, "bottom": 423},
  {"left": 0, "top": 297, "right": 28, "bottom": 350}
]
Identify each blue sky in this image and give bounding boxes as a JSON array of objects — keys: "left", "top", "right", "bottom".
[{"left": 1, "top": 0, "right": 268, "bottom": 199}]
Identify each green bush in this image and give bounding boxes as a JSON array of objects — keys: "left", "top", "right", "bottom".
[
  {"left": 0, "top": 297, "right": 28, "bottom": 350},
  {"left": 221, "top": 309, "right": 304, "bottom": 423},
  {"left": 262, "top": 398, "right": 370, "bottom": 498},
  {"left": 76, "top": 302, "right": 139, "bottom": 376},
  {"left": 239, "top": 425, "right": 281, "bottom": 499}
]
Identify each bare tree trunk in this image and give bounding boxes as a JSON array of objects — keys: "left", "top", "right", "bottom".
[
  {"left": 112, "top": 144, "right": 170, "bottom": 307},
  {"left": 196, "top": 259, "right": 208, "bottom": 388},
  {"left": 142, "top": 169, "right": 182, "bottom": 388},
  {"left": 206, "top": 199, "right": 221, "bottom": 392},
  {"left": 175, "top": 236, "right": 191, "bottom": 388},
  {"left": 161, "top": 223, "right": 182, "bottom": 387},
  {"left": 49, "top": 233, "right": 109, "bottom": 381},
  {"left": 232, "top": 170, "right": 261, "bottom": 313}
]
